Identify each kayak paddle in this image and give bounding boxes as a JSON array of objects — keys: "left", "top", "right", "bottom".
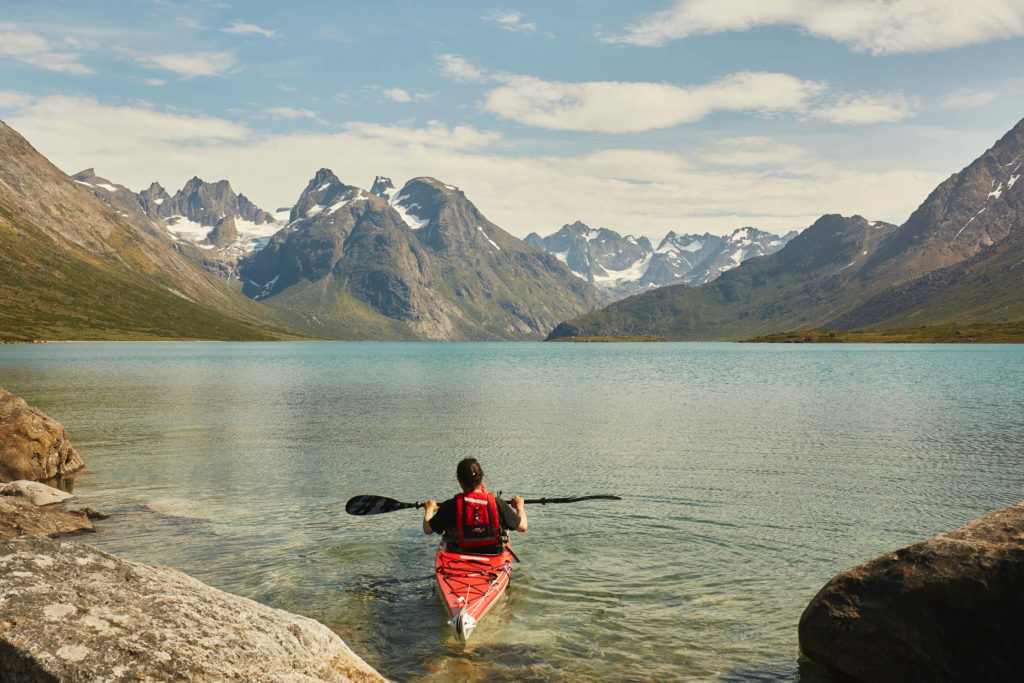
[{"left": 345, "top": 493, "right": 620, "bottom": 515}]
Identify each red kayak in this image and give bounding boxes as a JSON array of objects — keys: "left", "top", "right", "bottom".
[{"left": 434, "top": 541, "right": 515, "bottom": 641}]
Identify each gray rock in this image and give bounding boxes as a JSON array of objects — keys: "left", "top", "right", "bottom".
[
  {"left": 0, "top": 536, "right": 387, "bottom": 681},
  {"left": 0, "top": 480, "right": 74, "bottom": 506},
  {"left": 799, "top": 501, "right": 1024, "bottom": 682},
  {"left": 0, "top": 387, "right": 84, "bottom": 482}
]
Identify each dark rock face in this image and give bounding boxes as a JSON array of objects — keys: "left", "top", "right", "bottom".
[
  {"left": 370, "top": 175, "right": 394, "bottom": 199},
  {"left": 149, "top": 176, "right": 275, "bottom": 228},
  {"left": 799, "top": 502, "right": 1024, "bottom": 682},
  {"left": 240, "top": 171, "right": 602, "bottom": 339},
  {"left": 0, "top": 535, "right": 386, "bottom": 681},
  {"left": 0, "top": 387, "right": 83, "bottom": 481}
]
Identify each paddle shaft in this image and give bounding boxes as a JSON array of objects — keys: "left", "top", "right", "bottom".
[{"left": 345, "top": 493, "right": 620, "bottom": 515}]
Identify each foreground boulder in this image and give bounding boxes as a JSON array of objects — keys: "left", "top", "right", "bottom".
[
  {"left": 0, "top": 536, "right": 386, "bottom": 681},
  {"left": 799, "top": 502, "right": 1024, "bottom": 682},
  {"left": 0, "top": 387, "right": 84, "bottom": 481}
]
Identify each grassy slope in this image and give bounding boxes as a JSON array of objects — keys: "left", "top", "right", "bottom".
[
  {"left": 0, "top": 203, "right": 307, "bottom": 342},
  {"left": 744, "top": 323, "right": 1024, "bottom": 343}
]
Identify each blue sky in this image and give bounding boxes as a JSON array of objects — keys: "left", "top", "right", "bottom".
[{"left": 2, "top": 0, "right": 1024, "bottom": 239}]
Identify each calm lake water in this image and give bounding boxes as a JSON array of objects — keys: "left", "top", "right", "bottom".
[{"left": 2, "top": 342, "right": 1023, "bottom": 681}]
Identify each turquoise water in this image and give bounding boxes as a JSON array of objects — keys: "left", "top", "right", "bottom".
[{"left": 2, "top": 342, "right": 1023, "bottom": 681}]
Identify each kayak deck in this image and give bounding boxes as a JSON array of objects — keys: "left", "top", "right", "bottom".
[{"left": 434, "top": 543, "right": 514, "bottom": 641}]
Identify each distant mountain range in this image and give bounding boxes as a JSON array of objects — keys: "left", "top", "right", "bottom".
[
  {"left": 5, "top": 112, "right": 1024, "bottom": 343},
  {"left": 0, "top": 119, "right": 600, "bottom": 340},
  {"left": 547, "top": 117, "right": 1024, "bottom": 340},
  {"left": 525, "top": 222, "right": 796, "bottom": 300}
]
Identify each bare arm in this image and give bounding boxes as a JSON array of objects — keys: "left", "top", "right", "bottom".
[
  {"left": 423, "top": 499, "right": 438, "bottom": 535},
  {"left": 513, "top": 496, "right": 527, "bottom": 532}
]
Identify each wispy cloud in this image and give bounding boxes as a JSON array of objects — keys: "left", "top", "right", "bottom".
[
  {"left": 0, "top": 23, "right": 93, "bottom": 74},
  {"left": 940, "top": 89, "right": 1000, "bottom": 109},
  {"left": 265, "top": 107, "right": 317, "bottom": 119},
  {"left": 698, "top": 137, "right": 813, "bottom": 167},
  {"left": 0, "top": 90, "right": 35, "bottom": 109},
  {"left": 136, "top": 50, "right": 238, "bottom": 79},
  {"left": 482, "top": 72, "right": 827, "bottom": 133},
  {"left": 609, "top": 0, "right": 1024, "bottom": 54},
  {"left": 221, "top": 21, "right": 279, "bottom": 38},
  {"left": 378, "top": 87, "right": 435, "bottom": 103},
  {"left": 437, "top": 54, "right": 486, "bottom": 82},
  {"left": 485, "top": 10, "right": 538, "bottom": 34},
  {"left": 480, "top": 71, "right": 918, "bottom": 132},
  {"left": 810, "top": 92, "right": 917, "bottom": 124},
  {"left": 144, "top": 78, "right": 167, "bottom": 87}
]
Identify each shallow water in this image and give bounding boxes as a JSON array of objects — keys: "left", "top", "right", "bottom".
[{"left": 2, "top": 342, "right": 1022, "bottom": 681}]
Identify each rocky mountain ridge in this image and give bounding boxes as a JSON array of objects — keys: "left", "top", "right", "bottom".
[
  {"left": 526, "top": 221, "right": 795, "bottom": 301},
  {"left": 547, "top": 115, "right": 1024, "bottom": 340},
  {"left": 75, "top": 169, "right": 285, "bottom": 279},
  {"left": 240, "top": 171, "right": 602, "bottom": 339}
]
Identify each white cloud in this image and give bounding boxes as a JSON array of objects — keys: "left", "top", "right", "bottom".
[
  {"left": 0, "top": 23, "right": 92, "bottom": 74},
  {"left": 7, "top": 96, "right": 251, "bottom": 153},
  {"left": 136, "top": 50, "right": 238, "bottom": 79},
  {"left": 382, "top": 87, "right": 412, "bottom": 103},
  {"left": 698, "top": 137, "right": 813, "bottom": 167},
  {"left": 0, "top": 90, "right": 35, "bottom": 109},
  {"left": 486, "top": 11, "right": 538, "bottom": 33},
  {"left": 610, "top": 0, "right": 1024, "bottom": 54},
  {"left": 221, "top": 21, "right": 279, "bottom": 38},
  {"left": 343, "top": 121, "right": 502, "bottom": 149},
  {"left": 437, "top": 54, "right": 486, "bottom": 82},
  {"left": 482, "top": 72, "right": 826, "bottom": 133},
  {"left": 4, "top": 96, "right": 947, "bottom": 241},
  {"left": 811, "top": 92, "right": 917, "bottom": 124},
  {"left": 940, "top": 89, "right": 1000, "bottom": 109},
  {"left": 144, "top": 78, "right": 167, "bottom": 87},
  {"left": 265, "top": 107, "right": 317, "bottom": 120},
  {"left": 378, "top": 87, "right": 434, "bottom": 103}
]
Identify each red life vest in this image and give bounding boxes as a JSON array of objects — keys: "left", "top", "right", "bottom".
[{"left": 455, "top": 484, "right": 502, "bottom": 550}]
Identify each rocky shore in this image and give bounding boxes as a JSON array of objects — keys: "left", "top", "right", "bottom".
[
  {"left": 800, "top": 502, "right": 1024, "bottom": 682},
  {"left": 0, "top": 387, "right": 387, "bottom": 682}
]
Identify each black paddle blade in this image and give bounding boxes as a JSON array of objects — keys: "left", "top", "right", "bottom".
[{"left": 345, "top": 495, "right": 419, "bottom": 515}]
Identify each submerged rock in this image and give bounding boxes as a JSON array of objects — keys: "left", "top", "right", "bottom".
[
  {"left": 0, "top": 497, "right": 93, "bottom": 541},
  {"left": 0, "top": 536, "right": 386, "bottom": 681},
  {"left": 0, "top": 387, "right": 84, "bottom": 481},
  {"left": 799, "top": 502, "right": 1024, "bottom": 682}
]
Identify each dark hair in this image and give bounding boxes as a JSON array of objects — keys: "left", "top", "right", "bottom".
[{"left": 456, "top": 458, "right": 484, "bottom": 488}]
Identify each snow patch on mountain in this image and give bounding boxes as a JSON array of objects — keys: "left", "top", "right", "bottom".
[{"left": 390, "top": 194, "right": 430, "bottom": 230}]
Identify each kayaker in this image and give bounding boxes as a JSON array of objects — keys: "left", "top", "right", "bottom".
[{"left": 423, "top": 458, "right": 527, "bottom": 553}]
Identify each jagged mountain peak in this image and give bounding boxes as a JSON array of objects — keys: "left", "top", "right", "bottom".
[
  {"left": 289, "top": 171, "right": 367, "bottom": 225},
  {"left": 370, "top": 175, "right": 395, "bottom": 198}
]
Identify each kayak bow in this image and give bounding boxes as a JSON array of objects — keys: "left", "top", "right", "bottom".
[{"left": 434, "top": 541, "right": 514, "bottom": 641}]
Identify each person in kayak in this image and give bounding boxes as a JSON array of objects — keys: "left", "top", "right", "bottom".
[{"left": 423, "top": 458, "right": 527, "bottom": 554}]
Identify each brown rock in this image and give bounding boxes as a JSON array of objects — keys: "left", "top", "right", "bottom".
[
  {"left": 0, "top": 497, "right": 93, "bottom": 541},
  {"left": 0, "top": 386, "right": 84, "bottom": 481},
  {"left": 799, "top": 502, "right": 1024, "bottom": 682}
]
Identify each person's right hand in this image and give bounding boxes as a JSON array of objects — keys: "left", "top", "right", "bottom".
[{"left": 424, "top": 499, "right": 438, "bottom": 515}]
